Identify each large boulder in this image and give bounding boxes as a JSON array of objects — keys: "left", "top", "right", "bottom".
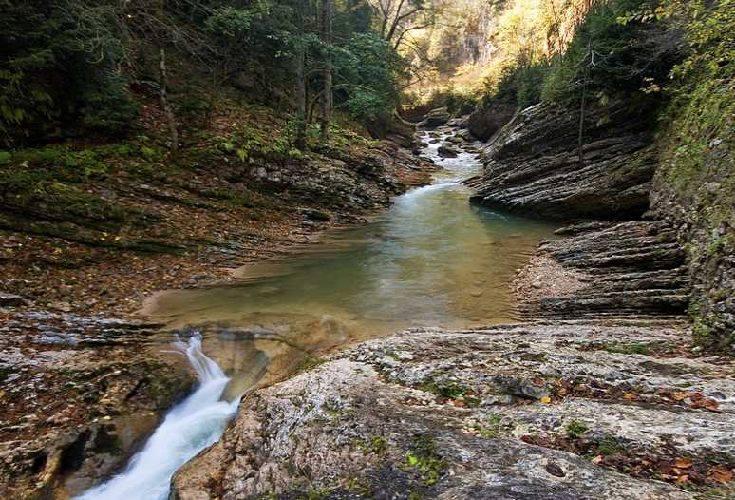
[
  {"left": 419, "top": 107, "right": 451, "bottom": 129},
  {"left": 438, "top": 144, "right": 459, "bottom": 158},
  {"left": 468, "top": 102, "right": 659, "bottom": 219},
  {"left": 467, "top": 101, "right": 517, "bottom": 141}
]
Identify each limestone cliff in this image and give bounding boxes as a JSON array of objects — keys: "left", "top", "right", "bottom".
[
  {"left": 651, "top": 98, "right": 734, "bottom": 349},
  {"left": 469, "top": 102, "right": 658, "bottom": 220}
]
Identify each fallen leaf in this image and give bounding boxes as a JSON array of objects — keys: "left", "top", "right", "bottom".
[
  {"left": 674, "top": 458, "right": 693, "bottom": 469},
  {"left": 539, "top": 395, "right": 552, "bottom": 404},
  {"left": 709, "top": 467, "right": 734, "bottom": 484},
  {"left": 671, "top": 391, "right": 688, "bottom": 401},
  {"left": 689, "top": 392, "right": 704, "bottom": 401},
  {"left": 703, "top": 399, "right": 721, "bottom": 412}
]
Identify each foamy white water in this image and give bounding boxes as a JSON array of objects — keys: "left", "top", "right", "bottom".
[{"left": 78, "top": 336, "right": 239, "bottom": 500}]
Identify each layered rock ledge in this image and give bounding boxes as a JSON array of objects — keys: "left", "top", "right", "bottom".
[
  {"left": 516, "top": 220, "right": 689, "bottom": 319},
  {"left": 0, "top": 311, "right": 194, "bottom": 498},
  {"left": 468, "top": 103, "right": 657, "bottom": 219},
  {"left": 173, "top": 322, "right": 734, "bottom": 499}
]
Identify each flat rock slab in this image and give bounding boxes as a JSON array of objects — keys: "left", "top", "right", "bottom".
[
  {"left": 0, "top": 293, "right": 28, "bottom": 307},
  {"left": 173, "top": 321, "right": 734, "bottom": 499}
]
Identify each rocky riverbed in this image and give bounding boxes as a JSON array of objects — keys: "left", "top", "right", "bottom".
[
  {"left": 169, "top": 113, "right": 735, "bottom": 499},
  {"left": 0, "top": 137, "right": 437, "bottom": 498},
  {"left": 4, "top": 106, "right": 733, "bottom": 498},
  {"left": 172, "top": 320, "right": 735, "bottom": 499}
]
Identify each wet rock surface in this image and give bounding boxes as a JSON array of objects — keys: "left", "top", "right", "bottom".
[
  {"left": 173, "top": 322, "right": 735, "bottom": 499},
  {"left": 0, "top": 137, "right": 439, "bottom": 497},
  {"left": 468, "top": 103, "right": 658, "bottom": 219},
  {"left": 0, "top": 310, "right": 194, "bottom": 498},
  {"left": 171, "top": 123, "right": 733, "bottom": 499}
]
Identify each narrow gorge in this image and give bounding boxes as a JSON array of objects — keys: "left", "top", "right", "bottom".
[{"left": 1, "top": 0, "right": 733, "bottom": 499}]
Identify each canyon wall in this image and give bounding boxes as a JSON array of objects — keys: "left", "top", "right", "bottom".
[{"left": 469, "top": 102, "right": 658, "bottom": 220}]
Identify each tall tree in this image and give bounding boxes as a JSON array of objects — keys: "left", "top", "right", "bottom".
[
  {"left": 319, "top": 0, "right": 333, "bottom": 141},
  {"left": 370, "top": 0, "right": 434, "bottom": 50},
  {"left": 294, "top": 0, "right": 308, "bottom": 150}
]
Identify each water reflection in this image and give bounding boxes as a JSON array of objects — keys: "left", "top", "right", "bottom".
[{"left": 147, "top": 131, "right": 557, "bottom": 394}]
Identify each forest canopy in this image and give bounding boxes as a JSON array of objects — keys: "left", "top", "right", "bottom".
[{"left": 0, "top": 0, "right": 415, "bottom": 147}]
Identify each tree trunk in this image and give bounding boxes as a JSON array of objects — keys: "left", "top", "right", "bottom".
[
  {"left": 319, "top": 0, "right": 333, "bottom": 142},
  {"left": 295, "top": 44, "right": 307, "bottom": 150},
  {"left": 578, "top": 41, "right": 592, "bottom": 165},
  {"left": 293, "top": 0, "right": 308, "bottom": 150},
  {"left": 578, "top": 71, "right": 587, "bottom": 165},
  {"left": 159, "top": 47, "right": 179, "bottom": 152}
]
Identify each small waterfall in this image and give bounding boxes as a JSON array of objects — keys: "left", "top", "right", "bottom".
[{"left": 78, "top": 336, "right": 239, "bottom": 500}]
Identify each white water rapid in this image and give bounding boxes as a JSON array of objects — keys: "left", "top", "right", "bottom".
[{"left": 78, "top": 336, "right": 239, "bottom": 500}]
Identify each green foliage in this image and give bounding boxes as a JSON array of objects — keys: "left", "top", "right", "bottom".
[
  {"left": 491, "top": 63, "right": 551, "bottom": 109},
  {"left": 335, "top": 33, "right": 406, "bottom": 122},
  {"left": 419, "top": 86, "right": 479, "bottom": 116},
  {"left": 404, "top": 435, "right": 448, "bottom": 487},
  {"left": 565, "top": 420, "right": 589, "bottom": 438},
  {"left": 596, "top": 435, "right": 626, "bottom": 455},
  {"left": 475, "top": 413, "right": 504, "bottom": 439},
  {"left": 656, "top": 0, "right": 735, "bottom": 350},
  {"left": 0, "top": 1, "right": 136, "bottom": 146},
  {"left": 539, "top": 0, "right": 682, "bottom": 105},
  {"left": 602, "top": 342, "right": 652, "bottom": 355},
  {"left": 1, "top": 0, "right": 408, "bottom": 145},
  {"left": 205, "top": 7, "right": 257, "bottom": 38},
  {"left": 355, "top": 435, "right": 388, "bottom": 455},
  {"left": 0, "top": 143, "right": 159, "bottom": 229},
  {"left": 217, "top": 121, "right": 301, "bottom": 163},
  {"left": 480, "top": 0, "right": 683, "bottom": 113}
]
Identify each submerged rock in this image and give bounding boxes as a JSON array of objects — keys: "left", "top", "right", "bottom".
[{"left": 438, "top": 144, "right": 459, "bottom": 158}]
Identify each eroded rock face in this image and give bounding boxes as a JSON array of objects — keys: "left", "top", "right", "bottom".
[
  {"left": 0, "top": 311, "right": 194, "bottom": 498},
  {"left": 172, "top": 322, "right": 734, "bottom": 499},
  {"left": 517, "top": 221, "right": 689, "bottom": 319},
  {"left": 467, "top": 100, "right": 517, "bottom": 141},
  {"left": 250, "top": 142, "right": 436, "bottom": 213},
  {"left": 418, "top": 107, "right": 451, "bottom": 129},
  {"left": 651, "top": 140, "right": 735, "bottom": 350},
  {"left": 468, "top": 103, "right": 658, "bottom": 219}
]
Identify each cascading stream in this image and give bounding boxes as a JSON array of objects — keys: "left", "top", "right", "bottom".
[
  {"left": 82, "top": 128, "right": 557, "bottom": 498},
  {"left": 77, "top": 336, "right": 239, "bottom": 500}
]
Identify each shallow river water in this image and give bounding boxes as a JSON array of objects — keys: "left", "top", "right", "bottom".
[
  {"left": 79, "top": 131, "right": 557, "bottom": 499},
  {"left": 147, "top": 133, "right": 556, "bottom": 377}
]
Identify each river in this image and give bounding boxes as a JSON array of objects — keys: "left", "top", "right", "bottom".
[{"left": 78, "top": 129, "right": 557, "bottom": 499}]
